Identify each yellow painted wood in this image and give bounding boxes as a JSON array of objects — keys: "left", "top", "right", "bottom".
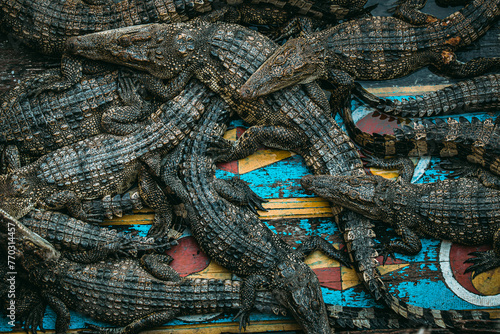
[
  {"left": 472, "top": 267, "right": 500, "bottom": 296},
  {"left": 223, "top": 128, "right": 237, "bottom": 141},
  {"left": 186, "top": 261, "right": 232, "bottom": 280},
  {"left": 258, "top": 197, "right": 333, "bottom": 220},
  {"left": 139, "top": 321, "right": 302, "bottom": 333},
  {"left": 239, "top": 149, "right": 295, "bottom": 174},
  {"left": 366, "top": 84, "right": 450, "bottom": 97},
  {"left": 304, "top": 250, "right": 342, "bottom": 269}
]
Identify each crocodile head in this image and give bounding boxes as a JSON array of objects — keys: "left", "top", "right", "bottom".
[
  {"left": 301, "top": 174, "right": 389, "bottom": 220},
  {"left": 66, "top": 23, "right": 198, "bottom": 79},
  {"left": 273, "top": 261, "right": 332, "bottom": 334},
  {"left": 0, "top": 173, "right": 35, "bottom": 219},
  {"left": 240, "top": 37, "right": 324, "bottom": 99},
  {"left": 0, "top": 209, "right": 60, "bottom": 269}
]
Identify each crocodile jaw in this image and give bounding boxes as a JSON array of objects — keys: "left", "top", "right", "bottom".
[
  {"left": 66, "top": 23, "right": 186, "bottom": 79},
  {"left": 240, "top": 37, "right": 323, "bottom": 99}
]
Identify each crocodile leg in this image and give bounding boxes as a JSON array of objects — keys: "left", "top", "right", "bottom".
[
  {"left": 209, "top": 125, "right": 306, "bottom": 162},
  {"left": 465, "top": 228, "right": 500, "bottom": 278},
  {"left": 133, "top": 67, "right": 197, "bottom": 101},
  {"left": 390, "top": 0, "right": 440, "bottom": 25},
  {"left": 83, "top": 310, "right": 178, "bottom": 334},
  {"left": 42, "top": 294, "right": 71, "bottom": 334},
  {"left": 303, "top": 82, "right": 331, "bottom": 115},
  {"left": 432, "top": 53, "right": 500, "bottom": 78},
  {"left": 29, "top": 56, "right": 113, "bottom": 97},
  {"left": 139, "top": 253, "right": 183, "bottom": 282},
  {"left": 385, "top": 224, "right": 423, "bottom": 258},
  {"left": 101, "top": 76, "right": 150, "bottom": 135},
  {"left": 234, "top": 274, "right": 270, "bottom": 331},
  {"left": 62, "top": 240, "right": 134, "bottom": 263},
  {"left": 44, "top": 190, "right": 90, "bottom": 222},
  {"left": 138, "top": 167, "right": 175, "bottom": 239},
  {"left": 295, "top": 236, "right": 351, "bottom": 267},
  {"left": 362, "top": 156, "right": 416, "bottom": 182},
  {"left": 213, "top": 178, "right": 268, "bottom": 214}
]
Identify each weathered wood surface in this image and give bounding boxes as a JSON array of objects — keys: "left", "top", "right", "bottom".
[{"left": 0, "top": 1, "right": 499, "bottom": 332}]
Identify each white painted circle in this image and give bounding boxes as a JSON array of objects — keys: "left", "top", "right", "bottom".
[{"left": 439, "top": 241, "right": 500, "bottom": 307}]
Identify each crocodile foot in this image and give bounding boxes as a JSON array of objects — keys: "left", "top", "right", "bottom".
[
  {"left": 464, "top": 250, "right": 500, "bottom": 279},
  {"left": 22, "top": 302, "right": 46, "bottom": 334},
  {"left": 206, "top": 136, "right": 235, "bottom": 162},
  {"left": 376, "top": 244, "right": 397, "bottom": 265},
  {"left": 233, "top": 309, "right": 251, "bottom": 331}
]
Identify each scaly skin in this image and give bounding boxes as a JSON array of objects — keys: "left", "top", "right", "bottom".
[
  {"left": 0, "top": 209, "right": 467, "bottom": 334},
  {"left": 0, "top": 79, "right": 213, "bottom": 239},
  {"left": 240, "top": 0, "right": 500, "bottom": 99},
  {"left": 300, "top": 169, "right": 500, "bottom": 278},
  {"left": 161, "top": 95, "right": 352, "bottom": 334},
  {"left": 66, "top": 20, "right": 495, "bottom": 328},
  {"left": 0, "top": 68, "right": 159, "bottom": 166},
  {"left": 340, "top": 95, "right": 500, "bottom": 177},
  {"left": 0, "top": 0, "right": 212, "bottom": 56},
  {"left": 376, "top": 74, "right": 500, "bottom": 118},
  {"left": 1, "top": 208, "right": 435, "bottom": 334},
  {"left": 19, "top": 210, "right": 179, "bottom": 257}
]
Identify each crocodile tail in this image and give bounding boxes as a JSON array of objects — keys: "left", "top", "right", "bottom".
[
  {"left": 341, "top": 211, "right": 494, "bottom": 329},
  {"left": 445, "top": 0, "right": 500, "bottom": 48},
  {"left": 380, "top": 74, "right": 500, "bottom": 118}
]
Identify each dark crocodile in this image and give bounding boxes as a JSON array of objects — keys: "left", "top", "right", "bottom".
[
  {"left": 20, "top": 209, "right": 181, "bottom": 256},
  {"left": 301, "top": 163, "right": 500, "bottom": 278},
  {"left": 375, "top": 74, "right": 500, "bottom": 118},
  {"left": 160, "top": 94, "right": 355, "bottom": 334},
  {"left": 67, "top": 20, "right": 500, "bottom": 329},
  {"left": 0, "top": 0, "right": 371, "bottom": 56},
  {"left": 0, "top": 68, "right": 159, "bottom": 168},
  {"left": 239, "top": 0, "right": 500, "bottom": 99},
  {"left": 0, "top": 79, "right": 214, "bottom": 238},
  {"left": 0, "top": 0, "right": 212, "bottom": 56},
  {"left": 339, "top": 93, "right": 500, "bottom": 177},
  {"left": 0, "top": 208, "right": 451, "bottom": 334}
]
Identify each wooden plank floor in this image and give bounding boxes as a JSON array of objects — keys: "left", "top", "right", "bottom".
[{"left": 1, "top": 1, "right": 500, "bottom": 332}]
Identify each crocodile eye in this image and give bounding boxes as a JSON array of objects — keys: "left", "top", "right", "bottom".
[
  {"left": 283, "top": 67, "right": 293, "bottom": 77},
  {"left": 348, "top": 178, "right": 361, "bottom": 186},
  {"left": 348, "top": 189, "right": 359, "bottom": 199}
]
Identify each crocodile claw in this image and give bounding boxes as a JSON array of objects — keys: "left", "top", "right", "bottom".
[
  {"left": 206, "top": 136, "right": 235, "bottom": 162},
  {"left": 376, "top": 244, "right": 397, "bottom": 265},
  {"left": 464, "top": 250, "right": 500, "bottom": 279},
  {"left": 233, "top": 309, "right": 251, "bottom": 331}
]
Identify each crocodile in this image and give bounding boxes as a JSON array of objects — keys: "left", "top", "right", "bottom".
[
  {"left": 0, "top": 68, "right": 160, "bottom": 169},
  {"left": 0, "top": 0, "right": 212, "bottom": 56},
  {"left": 0, "top": 0, "right": 371, "bottom": 56},
  {"left": 374, "top": 74, "right": 500, "bottom": 118},
  {"left": 66, "top": 19, "right": 498, "bottom": 328},
  {"left": 339, "top": 92, "right": 500, "bottom": 177},
  {"left": 0, "top": 207, "right": 446, "bottom": 334},
  {"left": 239, "top": 0, "right": 500, "bottom": 100},
  {"left": 19, "top": 209, "right": 181, "bottom": 256},
  {"left": 300, "top": 162, "right": 500, "bottom": 278},
  {"left": 0, "top": 79, "right": 214, "bottom": 238},
  {"left": 160, "top": 94, "right": 353, "bottom": 334}
]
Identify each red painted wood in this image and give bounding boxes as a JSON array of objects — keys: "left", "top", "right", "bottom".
[
  {"left": 449, "top": 244, "right": 491, "bottom": 295},
  {"left": 314, "top": 267, "right": 342, "bottom": 290},
  {"left": 165, "top": 236, "right": 210, "bottom": 277}
]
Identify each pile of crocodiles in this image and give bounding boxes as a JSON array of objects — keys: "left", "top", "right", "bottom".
[{"left": 0, "top": 0, "right": 499, "bottom": 332}]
